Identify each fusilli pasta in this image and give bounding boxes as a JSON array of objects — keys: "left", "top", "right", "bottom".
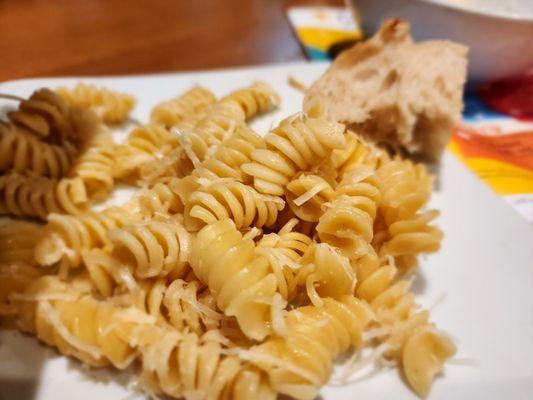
[
  {"left": 220, "top": 81, "right": 280, "bottom": 120},
  {"left": 190, "top": 219, "right": 279, "bottom": 340},
  {"left": 135, "top": 278, "right": 221, "bottom": 334},
  {"left": 140, "top": 331, "right": 276, "bottom": 400},
  {"left": 0, "top": 219, "right": 43, "bottom": 266},
  {"left": 285, "top": 173, "right": 334, "bottom": 222},
  {"left": 249, "top": 295, "right": 374, "bottom": 400},
  {"left": 12, "top": 275, "right": 155, "bottom": 369},
  {"left": 184, "top": 179, "right": 283, "bottom": 231},
  {"left": 0, "top": 124, "right": 77, "bottom": 178},
  {"left": 316, "top": 168, "right": 381, "bottom": 259},
  {"left": 106, "top": 217, "right": 191, "bottom": 279},
  {"left": 150, "top": 86, "right": 216, "bottom": 128},
  {"left": 56, "top": 83, "right": 136, "bottom": 124},
  {"left": 0, "top": 172, "right": 88, "bottom": 219},
  {"left": 7, "top": 88, "right": 100, "bottom": 146},
  {"left": 35, "top": 206, "right": 139, "bottom": 269},
  {"left": 69, "top": 131, "right": 117, "bottom": 200},
  {"left": 242, "top": 112, "right": 346, "bottom": 195}
]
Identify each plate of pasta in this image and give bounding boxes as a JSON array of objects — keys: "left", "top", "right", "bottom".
[{"left": 0, "top": 62, "right": 532, "bottom": 400}]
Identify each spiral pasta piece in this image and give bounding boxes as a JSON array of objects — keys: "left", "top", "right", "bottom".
[
  {"left": 376, "top": 159, "right": 441, "bottom": 274},
  {"left": 116, "top": 124, "right": 177, "bottom": 179},
  {"left": 140, "top": 331, "right": 276, "bottom": 400},
  {"left": 135, "top": 278, "right": 221, "bottom": 335},
  {"left": 7, "top": 88, "right": 100, "bottom": 145},
  {"left": 376, "top": 158, "right": 432, "bottom": 225},
  {"left": 256, "top": 219, "right": 312, "bottom": 301},
  {"left": 190, "top": 219, "right": 278, "bottom": 340},
  {"left": 195, "top": 125, "right": 266, "bottom": 183},
  {"left": 316, "top": 169, "right": 381, "bottom": 259},
  {"left": 299, "top": 243, "right": 356, "bottom": 306},
  {"left": 12, "top": 275, "right": 157, "bottom": 369},
  {"left": 150, "top": 86, "right": 216, "bottom": 128},
  {"left": 140, "top": 100, "right": 247, "bottom": 183},
  {"left": 379, "top": 210, "right": 443, "bottom": 274},
  {"left": 146, "top": 126, "right": 266, "bottom": 212},
  {"left": 242, "top": 113, "right": 346, "bottom": 195},
  {"left": 327, "top": 130, "right": 390, "bottom": 180},
  {"left": 0, "top": 219, "right": 43, "bottom": 266},
  {"left": 0, "top": 124, "right": 77, "bottom": 178},
  {"left": 220, "top": 81, "right": 280, "bottom": 120},
  {"left": 69, "top": 131, "right": 117, "bottom": 200},
  {"left": 250, "top": 296, "right": 374, "bottom": 400},
  {"left": 285, "top": 173, "right": 335, "bottom": 222},
  {"left": 0, "top": 172, "right": 89, "bottom": 219},
  {"left": 143, "top": 82, "right": 278, "bottom": 185},
  {"left": 106, "top": 217, "right": 191, "bottom": 279},
  {"left": 7, "top": 88, "right": 73, "bottom": 139},
  {"left": 35, "top": 206, "right": 139, "bottom": 269},
  {"left": 402, "top": 325, "right": 457, "bottom": 397},
  {"left": 184, "top": 179, "right": 283, "bottom": 231},
  {"left": 351, "top": 254, "right": 455, "bottom": 396},
  {"left": 0, "top": 263, "right": 42, "bottom": 317},
  {"left": 56, "top": 83, "right": 136, "bottom": 124},
  {"left": 136, "top": 180, "right": 185, "bottom": 216}
]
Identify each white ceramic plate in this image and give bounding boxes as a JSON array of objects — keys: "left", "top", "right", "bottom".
[{"left": 1, "top": 63, "right": 532, "bottom": 400}]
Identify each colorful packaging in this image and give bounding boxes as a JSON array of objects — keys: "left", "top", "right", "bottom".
[
  {"left": 449, "top": 81, "right": 533, "bottom": 222},
  {"left": 286, "top": 6, "right": 362, "bottom": 61}
]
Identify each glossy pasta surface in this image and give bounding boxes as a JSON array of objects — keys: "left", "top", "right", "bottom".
[{"left": 0, "top": 81, "right": 455, "bottom": 400}]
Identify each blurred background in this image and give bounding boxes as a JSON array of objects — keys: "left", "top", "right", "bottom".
[{"left": 0, "top": 0, "right": 344, "bottom": 82}]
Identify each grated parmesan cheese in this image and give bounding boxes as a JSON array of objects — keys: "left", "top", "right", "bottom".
[{"left": 292, "top": 181, "right": 329, "bottom": 206}]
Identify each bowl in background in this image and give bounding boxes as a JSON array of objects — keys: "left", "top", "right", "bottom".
[{"left": 347, "top": 0, "right": 533, "bottom": 82}]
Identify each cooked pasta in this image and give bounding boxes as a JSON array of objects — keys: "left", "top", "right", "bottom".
[
  {"left": 69, "top": 131, "right": 117, "bottom": 200},
  {"left": 193, "top": 125, "right": 266, "bottom": 183},
  {"left": 0, "top": 219, "right": 43, "bottom": 266},
  {"left": 116, "top": 124, "right": 176, "bottom": 179},
  {"left": 0, "top": 172, "right": 89, "bottom": 219},
  {"left": 379, "top": 210, "right": 443, "bottom": 274},
  {"left": 150, "top": 86, "right": 216, "bottom": 128},
  {"left": 184, "top": 179, "right": 283, "bottom": 231},
  {"left": 0, "top": 263, "right": 42, "bottom": 318},
  {"left": 11, "top": 275, "right": 155, "bottom": 369},
  {"left": 135, "top": 278, "right": 221, "bottom": 334},
  {"left": 375, "top": 159, "right": 441, "bottom": 274},
  {"left": 140, "top": 330, "right": 276, "bottom": 400},
  {"left": 220, "top": 81, "right": 280, "bottom": 120},
  {"left": 106, "top": 217, "right": 191, "bottom": 279},
  {"left": 242, "top": 112, "right": 346, "bottom": 195},
  {"left": 376, "top": 158, "right": 432, "bottom": 225},
  {"left": 327, "top": 130, "right": 389, "bottom": 180},
  {"left": 135, "top": 180, "right": 185, "bottom": 216},
  {"left": 7, "top": 88, "right": 100, "bottom": 145},
  {"left": 190, "top": 219, "right": 278, "bottom": 340},
  {"left": 0, "top": 81, "right": 455, "bottom": 399},
  {"left": 316, "top": 168, "right": 381, "bottom": 259},
  {"left": 285, "top": 173, "right": 334, "bottom": 222},
  {"left": 0, "top": 124, "right": 77, "bottom": 178},
  {"left": 56, "top": 83, "right": 136, "bottom": 124},
  {"left": 35, "top": 206, "right": 139, "bottom": 269},
  {"left": 256, "top": 218, "right": 312, "bottom": 301},
  {"left": 299, "top": 242, "right": 356, "bottom": 306},
  {"left": 7, "top": 88, "right": 73, "bottom": 139},
  {"left": 249, "top": 296, "right": 374, "bottom": 400},
  {"left": 141, "top": 82, "right": 279, "bottom": 185},
  {"left": 139, "top": 100, "right": 247, "bottom": 183}
]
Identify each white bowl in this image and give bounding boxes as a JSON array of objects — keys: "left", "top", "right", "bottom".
[{"left": 348, "top": 0, "right": 533, "bottom": 82}]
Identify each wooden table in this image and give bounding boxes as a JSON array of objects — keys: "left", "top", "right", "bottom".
[{"left": 0, "top": 0, "right": 342, "bottom": 82}]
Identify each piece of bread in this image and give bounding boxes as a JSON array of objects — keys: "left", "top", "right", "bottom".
[{"left": 304, "top": 19, "right": 468, "bottom": 161}]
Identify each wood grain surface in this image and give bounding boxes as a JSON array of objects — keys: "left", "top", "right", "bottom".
[{"left": 0, "top": 0, "right": 342, "bottom": 82}]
